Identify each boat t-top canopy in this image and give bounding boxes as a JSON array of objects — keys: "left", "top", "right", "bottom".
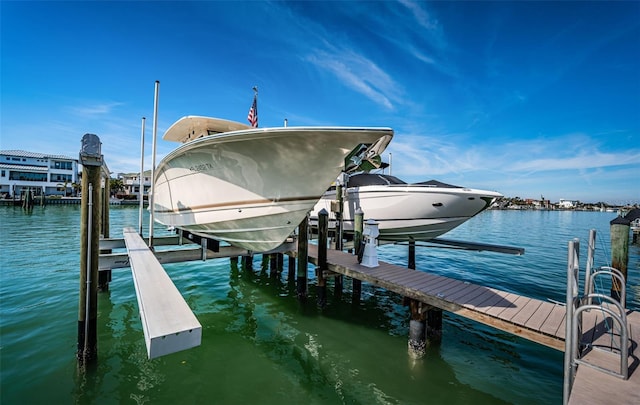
[{"left": 163, "top": 116, "right": 252, "bottom": 143}]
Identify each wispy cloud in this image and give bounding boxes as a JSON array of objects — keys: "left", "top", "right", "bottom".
[
  {"left": 305, "top": 47, "right": 403, "bottom": 110},
  {"left": 66, "top": 101, "right": 125, "bottom": 117},
  {"left": 397, "top": 0, "right": 444, "bottom": 48},
  {"left": 508, "top": 152, "right": 640, "bottom": 172},
  {"left": 383, "top": 129, "right": 640, "bottom": 202}
]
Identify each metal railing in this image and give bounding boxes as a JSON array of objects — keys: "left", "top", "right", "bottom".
[{"left": 563, "top": 230, "right": 630, "bottom": 405}]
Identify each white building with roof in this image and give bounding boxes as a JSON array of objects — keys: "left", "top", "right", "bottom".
[
  {"left": 558, "top": 199, "right": 578, "bottom": 209},
  {"left": 0, "top": 150, "right": 79, "bottom": 197},
  {"left": 117, "top": 170, "right": 151, "bottom": 199}
]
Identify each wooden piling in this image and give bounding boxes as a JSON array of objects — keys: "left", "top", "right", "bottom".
[
  {"left": 22, "top": 187, "right": 33, "bottom": 211},
  {"left": 408, "top": 300, "right": 427, "bottom": 359},
  {"left": 352, "top": 209, "right": 364, "bottom": 302},
  {"left": 297, "top": 215, "right": 309, "bottom": 300},
  {"left": 269, "top": 254, "right": 278, "bottom": 277},
  {"left": 98, "top": 169, "right": 111, "bottom": 291},
  {"left": 333, "top": 183, "right": 344, "bottom": 296},
  {"left": 405, "top": 237, "right": 440, "bottom": 353},
  {"left": 426, "top": 306, "right": 443, "bottom": 343},
  {"left": 102, "top": 173, "right": 110, "bottom": 239},
  {"left": 242, "top": 254, "right": 253, "bottom": 270},
  {"left": 317, "top": 209, "right": 328, "bottom": 307},
  {"left": 408, "top": 238, "right": 416, "bottom": 270},
  {"left": 334, "top": 182, "right": 344, "bottom": 251},
  {"left": 78, "top": 134, "right": 103, "bottom": 366},
  {"left": 610, "top": 216, "right": 630, "bottom": 303},
  {"left": 287, "top": 253, "right": 296, "bottom": 282}
]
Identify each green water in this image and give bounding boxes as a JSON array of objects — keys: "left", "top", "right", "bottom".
[{"left": 2, "top": 206, "right": 637, "bottom": 404}]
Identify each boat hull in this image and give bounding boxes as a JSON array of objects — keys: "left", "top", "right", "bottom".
[
  {"left": 153, "top": 125, "right": 393, "bottom": 251},
  {"left": 311, "top": 184, "right": 502, "bottom": 241}
]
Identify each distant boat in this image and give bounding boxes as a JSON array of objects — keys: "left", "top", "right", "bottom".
[
  {"left": 152, "top": 116, "right": 393, "bottom": 251},
  {"left": 310, "top": 173, "right": 502, "bottom": 241}
]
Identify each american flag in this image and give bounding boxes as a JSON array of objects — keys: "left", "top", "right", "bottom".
[{"left": 247, "top": 95, "right": 258, "bottom": 127}]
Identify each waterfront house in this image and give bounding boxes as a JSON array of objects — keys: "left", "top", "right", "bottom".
[
  {"left": 117, "top": 171, "right": 151, "bottom": 200},
  {"left": 558, "top": 199, "right": 579, "bottom": 209},
  {"left": 0, "top": 150, "right": 79, "bottom": 198}
]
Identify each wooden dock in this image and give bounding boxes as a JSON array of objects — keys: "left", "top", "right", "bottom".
[
  {"left": 303, "top": 244, "right": 639, "bottom": 404},
  {"left": 99, "top": 224, "right": 637, "bottom": 402}
]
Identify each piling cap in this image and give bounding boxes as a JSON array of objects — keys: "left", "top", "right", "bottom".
[
  {"left": 624, "top": 208, "right": 640, "bottom": 222},
  {"left": 79, "top": 133, "right": 103, "bottom": 167},
  {"left": 610, "top": 216, "right": 631, "bottom": 226}
]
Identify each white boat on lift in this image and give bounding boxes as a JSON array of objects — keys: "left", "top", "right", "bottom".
[
  {"left": 310, "top": 172, "right": 502, "bottom": 241},
  {"left": 152, "top": 116, "right": 393, "bottom": 251}
]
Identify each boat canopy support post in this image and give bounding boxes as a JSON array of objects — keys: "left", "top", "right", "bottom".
[
  {"left": 78, "top": 133, "right": 104, "bottom": 367},
  {"left": 610, "top": 216, "right": 630, "bottom": 304},
  {"left": 297, "top": 215, "right": 309, "bottom": 300}
]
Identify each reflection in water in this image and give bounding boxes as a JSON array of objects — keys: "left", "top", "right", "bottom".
[{"left": 5, "top": 208, "right": 625, "bottom": 404}]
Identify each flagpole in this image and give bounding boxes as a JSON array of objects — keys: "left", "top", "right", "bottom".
[
  {"left": 253, "top": 86, "right": 258, "bottom": 128},
  {"left": 247, "top": 86, "right": 259, "bottom": 128}
]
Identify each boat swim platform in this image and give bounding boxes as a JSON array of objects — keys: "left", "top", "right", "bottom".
[{"left": 302, "top": 245, "right": 639, "bottom": 404}]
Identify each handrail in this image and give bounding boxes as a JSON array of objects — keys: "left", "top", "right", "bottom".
[
  {"left": 581, "top": 292, "right": 626, "bottom": 319},
  {"left": 587, "top": 266, "right": 626, "bottom": 310},
  {"left": 571, "top": 304, "right": 628, "bottom": 380}
]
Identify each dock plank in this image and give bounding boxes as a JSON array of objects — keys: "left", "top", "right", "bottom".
[
  {"left": 525, "top": 301, "right": 557, "bottom": 331},
  {"left": 441, "top": 282, "right": 483, "bottom": 303},
  {"left": 510, "top": 299, "right": 543, "bottom": 325},
  {"left": 539, "top": 304, "right": 566, "bottom": 336},
  {"left": 484, "top": 292, "right": 518, "bottom": 317},
  {"left": 495, "top": 295, "right": 532, "bottom": 321}
]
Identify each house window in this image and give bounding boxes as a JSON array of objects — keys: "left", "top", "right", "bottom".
[{"left": 9, "top": 171, "right": 47, "bottom": 182}]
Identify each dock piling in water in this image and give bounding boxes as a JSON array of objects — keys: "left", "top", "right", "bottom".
[
  {"left": 78, "top": 134, "right": 104, "bottom": 366},
  {"left": 316, "top": 209, "right": 328, "bottom": 307},
  {"left": 297, "top": 215, "right": 309, "bottom": 300},
  {"left": 610, "top": 216, "right": 630, "bottom": 304},
  {"left": 98, "top": 165, "right": 111, "bottom": 292},
  {"left": 352, "top": 209, "right": 364, "bottom": 302}
]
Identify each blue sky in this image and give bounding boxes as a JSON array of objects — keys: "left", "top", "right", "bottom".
[{"left": 1, "top": 1, "right": 639, "bottom": 204}]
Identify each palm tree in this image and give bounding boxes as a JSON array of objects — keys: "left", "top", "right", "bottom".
[{"left": 109, "top": 178, "right": 125, "bottom": 197}]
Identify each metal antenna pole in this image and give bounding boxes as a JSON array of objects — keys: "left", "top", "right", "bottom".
[
  {"left": 148, "top": 81, "right": 159, "bottom": 248},
  {"left": 138, "top": 117, "right": 146, "bottom": 236}
]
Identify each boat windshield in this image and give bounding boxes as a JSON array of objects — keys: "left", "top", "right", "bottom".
[
  {"left": 347, "top": 173, "right": 407, "bottom": 187},
  {"left": 413, "top": 179, "right": 462, "bottom": 188}
]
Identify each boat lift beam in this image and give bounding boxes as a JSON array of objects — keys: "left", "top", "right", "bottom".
[
  {"left": 123, "top": 227, "right": 202, "bottom": 359},
  {"left": 415, "top": 238, "right": 525, "bottom": 255}
]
